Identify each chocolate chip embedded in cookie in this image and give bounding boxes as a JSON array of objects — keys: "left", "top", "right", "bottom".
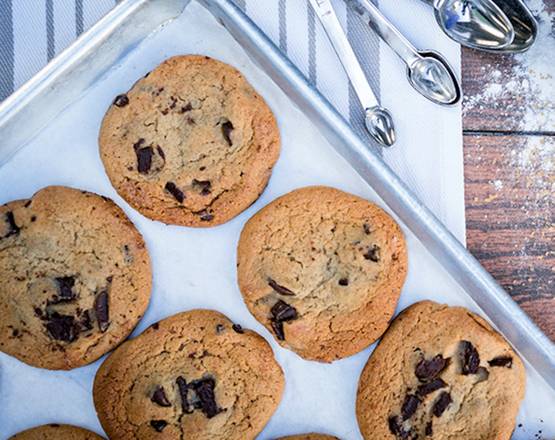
[
  {"left": 93, "top": 310, "right": 284, "bottom": 440},
  {"left": 9, "top": 424, "right": 104, "bottom": 439},
  {"left": 237, "top": 186, "right": 407, "bottom": 362},
  {"left": 0, "top": 186, "right": 151, "bottom": 370},
  {"left": 98, "top": 55, "right": 280, "bottom": 227},
  {"left": 356, "top": 301, "right": 525, "bottom": 440}
]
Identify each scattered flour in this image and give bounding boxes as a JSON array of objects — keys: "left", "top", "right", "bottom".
[
  {"left": 463, "top": 0, "right": 555, "bottom": 132},
  {"left": 492, "top": 179, "right": 504, "bottom": 191}
]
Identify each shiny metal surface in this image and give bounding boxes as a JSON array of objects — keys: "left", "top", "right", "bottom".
[
  {"left": 345, "top": 0, "right": 461, "bottom": 106},
  {"left": 487, "top": 0, "right": 538, "bottom": 53},
  {"left": 0, "top": 0, "right": 553, "bottom": 390},
  {"left": 421, "top": 0, "right": 515, "bottom": 50},
  {"left": 307, "top": 0, "right": 396, "bottom": 146}
]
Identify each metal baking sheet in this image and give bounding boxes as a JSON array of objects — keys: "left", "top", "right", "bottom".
[{"left": 0, "top": 0, "right": 553, "bottom": 438}]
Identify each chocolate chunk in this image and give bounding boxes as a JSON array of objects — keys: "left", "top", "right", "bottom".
[
  {"left": 425, "top": 421, "right": 433, "bottom": 436},
  {"left": 55, "top": 276, "right": 76, "bottom": 301},
  {"left": 388, "top": 416, "right": 410, "bottom": 439},
  {"left": 416, "top": 378, "right": 447, "bottom": 397},
  {"left": 151, "top": 322, "right": 159, "bottom": 330},
  {"left": 432, "top": 392, "right": 452, "bottom": 417},
  {"left": 156, "top": 145, "right": 166, "bottom": 160},
  {"left": 363, "top": 245, "right": 380, "bottom": 262},
  {"left": 363, "top": 223, "right": 371, "bottom": 234},
  {"left": 136, "top": 147, "right": 153, "bottom": 174},
  {"left": 94, "top": 290, "right": 110, "bottom": 332},
  {"left": 388, "top": 416, "right": 402, "bottom": 436},
  {"left": 133, "top": 138, "right": 145, "bottom": 150},
  {"left": 270, "top": 300, "right": 298, "bottom": 340},
  {"left": 176, "top": 376, "right": 192, "bottom": 414},
  {"left": 488, "top": 356, "right": 513, "bottom": 368},
  {"left": 232, "top": 324, "right": 244, "bottom": 334},
  {"left": 165, "top": 182, "right": 185, "bottom": 203},
  {"left": 150, "top": 420, "right": 167, "bottom": 432},
  {"left": 2, "top": 212, "right": 20, "bottom": 239},
  {"left": 271, "top": 320, "right": 285, "bottom": 340},
  {"left": 34, "top": 307, "right": 43, "bottom": 318},
  {"left": 190, "top": 377, "right": 222, "bottom": 418},
  {"left": 192, "top": 179, "right": 212, "bottom": 196},
  {"left": 415, "top": 354, "right": 448, "bottom": 382},
  {"left": 338, "top": 278, "right": 349, "bottom": 286},
  {"left": 268, "top": 278, "right": 295, "bottom": 296},
  {"left": 151, "top": 386, "right": 171, "bottom": 407},
  {"left": 113, "top": 94, "right": 129, "bottom": 107},
  {"left": 271, "top": 300, "right": 298, "bottom": 322},
  {"left": 460, "top": 340, "right": 480, "bottom": 375},
  {"left": 401, "top": 394, "right": 420, "bottom": 420},
  {"left": 181, "top": 103, "right": 192, "bottom": 113},
  {"left": 221, "top": 120, "right": 234, "bottom": 146},
  {"left": 199, "top": 211, "right": 214, "bottom": 222},
  {"left": 45, "top": 313, "right": 77, "bottom": 342}
]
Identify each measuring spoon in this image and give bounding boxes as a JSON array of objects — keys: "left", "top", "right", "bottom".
[
  {"left": 346, "top": 0, "right": 461, "bottom": 106},
  {"left": 309, "top": 0, "right": 396, "bottom": 146},
  {"left": 423, "top": 0, "right": 515, "bottom": 50}
]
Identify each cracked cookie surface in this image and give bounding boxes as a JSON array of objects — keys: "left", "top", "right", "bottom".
[
  {"left": 9, "top": 424, "right": 104, "bottom": 439},
  {"left": 0, "top": 186, "right": 151, "bottom": 370},
  {"left": 237, "top": 186, "right": 407, "bottom": 362},
  {"left": 356, "top": 301, "right": 525, "bottom": 440},
  {"left": 93, "top": 309, "right": 284, "bottom": 440},
  {"left": 99, "top": 55, "right": 280, "bottom": 227}
]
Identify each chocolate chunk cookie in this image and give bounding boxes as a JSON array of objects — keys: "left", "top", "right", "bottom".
[
  {"left": 0, "top": 186, "right": 151, "bottom": 370},
  {"left": 9, "top": 424, "right": 104, "bottom": 439},
  {"left": 93, "top": 309, "right": 284, "bottom": 439},
  {"left": 237, "top": 186, "right": 407, "bottom": 362},
  {"left": 356, "top": 301, "right": 525, "bottom": 439},
  {"left": 99, "top": 55, "right": 280, "bottom": 227}
]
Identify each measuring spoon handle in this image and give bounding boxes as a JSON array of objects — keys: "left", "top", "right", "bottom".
[{"left": 344, "top": 0, "right": 421, "bottom": 67}]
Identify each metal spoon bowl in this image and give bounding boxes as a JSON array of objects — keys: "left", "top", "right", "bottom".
[
  {"left": 408, "top": 51, "right": 461, "bottom": 106},
  {"left": 365, "top": 107, "right": 396, "bottom": 147},
  {"left": 484, "top": 0, "right": 537, "bottom": 53},
  {"left": 346, "top": 0, "right": 461, "bottom": 106},
  {"left": 431, "top": 0, "right": 515, "bottom": 50}
]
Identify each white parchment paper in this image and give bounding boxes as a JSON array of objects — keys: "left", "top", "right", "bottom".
[{"left": 0, "top": 2, "right": 553, "bottom": 439}]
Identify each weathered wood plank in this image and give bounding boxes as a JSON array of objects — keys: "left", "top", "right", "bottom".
[
  {"left": 463, "top": 133, "right": 554, "bottom": 340},
  {"left": 461, "top": 0, "right": 555, "bottom": 134}
]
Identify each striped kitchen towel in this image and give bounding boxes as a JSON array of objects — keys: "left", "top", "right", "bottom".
[{"left": 0, "top": 0, "right": 465, "bottom": 241}]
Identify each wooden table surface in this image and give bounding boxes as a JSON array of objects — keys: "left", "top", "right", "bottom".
[{"left": 462, "top": 45, "right": 554, "bottom": 340}]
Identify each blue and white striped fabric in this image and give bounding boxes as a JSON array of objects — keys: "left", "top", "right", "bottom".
[
  {"left": 0, "top": 0, "right": 117, "bottom": 101},
  {"left": 0, "top": 0, "right": 465, "bottom": 240}
]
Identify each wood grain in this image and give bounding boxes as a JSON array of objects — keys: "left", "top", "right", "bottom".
[{"left": 462, "top": 45, "right": 555, "bottom": 341}]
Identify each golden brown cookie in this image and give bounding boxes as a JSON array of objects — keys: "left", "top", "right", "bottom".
[
  {"left": 237, "top": 186, "right": 407, "bottom": 362},
  {"left": 93, "top": 309, "right": 284, "bottom": 439},
  {"left": 9, "top": 424, "right": 104, "bottom": 439},
  {"left": 0, "top": 186, "right": 151, "bottom": 370},
  {"left": 99, "top": 55, "right": 280, "bottom": 227},
  {"left": 356, "top": 301, "right": 526, "bottom": 439}
]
